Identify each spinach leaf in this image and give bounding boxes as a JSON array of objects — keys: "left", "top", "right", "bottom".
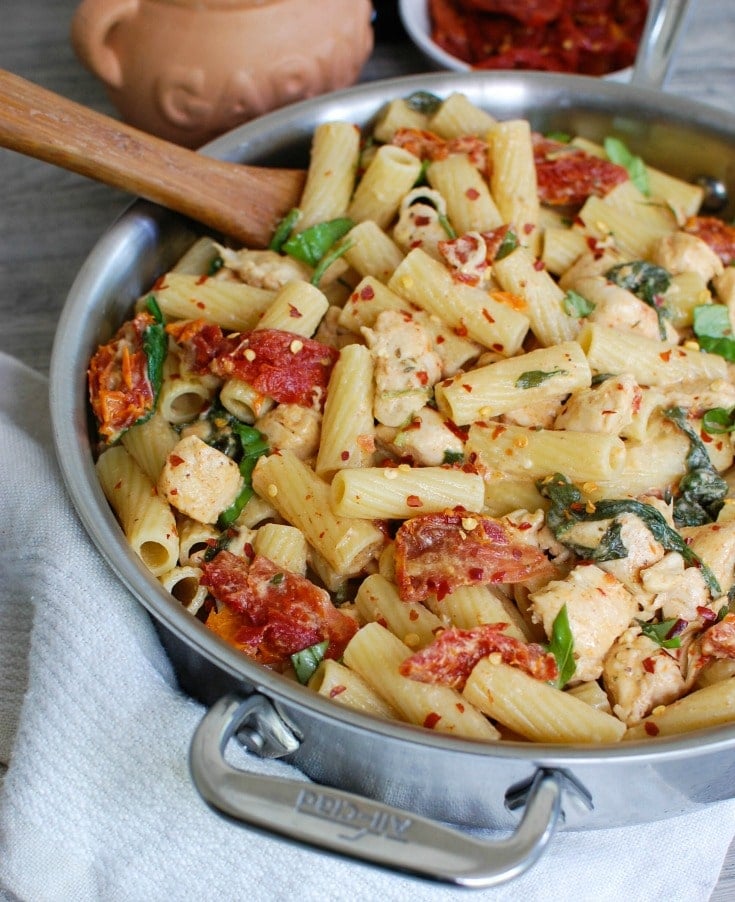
[
  {"left": 547, "top": 604, "right": 576, "bottom": 688},
  {"left": 605, "top": 260, "right": 671, "bottom": 339},
  {"left": 604, "top": 136, "right": 650, "bottom": 195},
  {"left": 404, "top": 91, "right": 443, "bottom": 115},
  {"left": 664, "top": 406, "right": 727, "bottom": 526},
  {"left": 538, "top": 474, "right": 721, "bottom": 596},
  {"left": 139, "top": 295, "right": 166, "bottom": 426},
  {"left": 291, "top": 640, "right": 329, "bottom": 684},
  {"left": 693, "top": 304, "right": 735, "bottom": 362},
  {"left": 515, "top": 368, "right": 566, "bottom": 390}
]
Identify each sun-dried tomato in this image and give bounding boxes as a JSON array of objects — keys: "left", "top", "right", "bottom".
[
  {"left": 399, "top": 623, "right": 558, "bottom": 689},
  {"left": 683, "top": 216, "right": 735, "bottom": 266},
  {"left": 201, "top": 551, "right": 357, "bottom": 669},
  {"left": 168, "top": 322, "right": 338, "bottom": 409},
  {"left": 394, "top": 511, "right": 556, "bottom": 602},
  {"left": 534, "top": 135, "right": 630, "bottom": 206}
]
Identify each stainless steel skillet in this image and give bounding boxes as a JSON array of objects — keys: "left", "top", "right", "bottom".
[{"left": 49, "top": 0, "right": 735, "bottom": 887}]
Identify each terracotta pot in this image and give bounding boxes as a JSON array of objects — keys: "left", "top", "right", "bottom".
[{"left": 71, "top": 0, "right": 374, "bottom": 147}]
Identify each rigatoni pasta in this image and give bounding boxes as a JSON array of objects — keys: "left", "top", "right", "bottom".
[{"left": 86, "top": 88, "right": 735, "bottom": 749}]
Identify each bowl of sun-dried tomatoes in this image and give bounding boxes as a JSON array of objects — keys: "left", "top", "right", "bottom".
[{"left": 398, "top": 0, "right": 648, "bottom": 79}]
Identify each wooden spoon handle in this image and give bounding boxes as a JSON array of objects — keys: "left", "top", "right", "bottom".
[{"left": 0, "top": 69, "right": 305, "bottom": 247}]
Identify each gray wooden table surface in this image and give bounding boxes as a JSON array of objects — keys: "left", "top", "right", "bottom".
[{"left": 1, "top": 0, "right": 734, "bottom": 897}]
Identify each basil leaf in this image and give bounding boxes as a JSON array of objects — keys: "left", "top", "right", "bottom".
[
  {"left": 562, "top": 289, "right": 596, "bottom": 318},
  {"left": 638, "top": 618, "right": 682, "bottom": 649},
  {"left": 283, "top": 217, "right": 354, "bottom": 267},
  {"left": 547, "top": 604, "right": 576, "bottom": 688},
  {"left": 546, "top": 130, "right": 571, "bottom": 143},
  {"left": 693, "top": 304, "right": 735, "bottom": 361},
  {"left": 538, "top": 474, "right": 721, "bottom": 596},
  {"left": 703, "top": 406, "right": 735, "bottom": 434},
  {"left": 217, "top": 422, "right": 269, "bottom": 529},
  {"left": 310, "top": 238, "right": 354, "bottom": 286},
  {"left": 269, "top": 207, "right": 302, "bottom": 252},
  {"left": 605, "top": 260, "right": 671, "bottom": 339},
  {"left": 291, "top": 640, "right": 329, "bottom": 684},
  {"left": 604, "top": 136, "right": 650, "bottom": 195},
  {"left": 515, "top": 368, "right": 566, "bottom": 390},
  {"left": 495, "top": 228, "right": 519, "bottom": 260}
]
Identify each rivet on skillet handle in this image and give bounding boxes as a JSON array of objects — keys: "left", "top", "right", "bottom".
[
  {"left": 189, "top": 694, "right": 592, "bottom": 888},
  {"left": 630, "top": 0, "right": 696, "bottom": 91}
]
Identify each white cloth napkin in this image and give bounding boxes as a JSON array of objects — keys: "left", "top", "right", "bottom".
[{"left": 1, "top": 349, "right": 734, "bottom": 902}]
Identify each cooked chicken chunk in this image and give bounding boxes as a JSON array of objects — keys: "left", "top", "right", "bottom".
[
  {"left": 554, "top": 374, "right": 641, "bottom": 435},
  {"left": 574, "top": 275, "right": 679, "bottom": 343},
  {"left": 650, "top": 231, "right": 724, "bottom": 283},
  {"left": 376, "top": 407, "right": 464, "bottom": 466},
  {"left": 529, "top": 563, "right": 637, "bottom": 682},
  {"left": 362, "top": 309, "right": 443, "bottom": 427},
  {"left": 254, "top": 403, "right": 322, "bottom": 461},
  {"left": 681, "top": 520, "right": 735, "bottom": 598},
  {"left": 214, "top": 245, "right": 311, "bottom": 289},
  {"left": 392, "top": 188, "right": 449, "bottom": 260},
  {"left": 158, "top": 434, "right": 242, "bottom": 524},
  {"left": 640, "top": 552, "right": 711, "bottom": 623},
  {"left": 602, "top": 625, "right": 688, "bottom": 725}
]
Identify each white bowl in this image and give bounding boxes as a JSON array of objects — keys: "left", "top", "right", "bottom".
[{"left": 398, "top": 0, "right": 632, "bottom": 81}]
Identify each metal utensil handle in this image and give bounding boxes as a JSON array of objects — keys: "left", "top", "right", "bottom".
[
  {"left": 190, "top": 694, "right": 571, "bottom": 888},
  {"left": 631, "top": 0, "right": 696, "bottom": 90}
]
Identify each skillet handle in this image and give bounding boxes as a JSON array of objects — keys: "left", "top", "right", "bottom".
[{"left": 189, "top": 694, "right": 590, "bottom": 888}]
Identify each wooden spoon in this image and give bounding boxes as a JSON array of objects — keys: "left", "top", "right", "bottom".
[{"left": 0, "top": 69, "right": 306, "bottom": 248}]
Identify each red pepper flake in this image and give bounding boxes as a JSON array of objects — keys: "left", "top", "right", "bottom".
[
  {"left": 491, "top": 424, "right": 506, "bottom": 439},
  {"left": 196, "top": 274, "right": 208, "bottom": 285},
  {"left": 455, "top": 323, "right": 469, "bottom": 337},
  {"left": 466, "top": 187, "right": 480, "bottom": 201},
  {"left": 288, "top": 304, "right": 303, "bottom": 318},
  {"left": 340, "top": 450, "right": 350, "bottom": 461},
  {"left": 456, "top": 702, "right": 465, "bottom": 713},
  {"left": 407, "top": 495, "right": 423, "bottom": 508},
  {"left": 533, "top": 259, "right": 545, "bottom": 271},
  {"left": 152, "top": 275, "right": 168, "bottom": 291},
  {"left": 518, "top": 521, "right": 533, "bottom": 531},
  {"left": 436, "top": 334, "right": 446, "bottom": 344},
  {"left": 196, "top": 301, "right": 206, "bottom": 310},
  {"left": 482, "top": 308, "right": 495, "bottom": 324},
  {"left": 698, "top": 606, "right": 717, "bottom": 623},
  {"left": 409, "top": 609, "right": 419, "bottom": 622},
  {"left": 642, "top": 656, "right": 656, "bottom": 673},
  {"left": 169, "top": 454, "right": 185, "bottom": 467},
  {"left": 660, "top": 350, "right": 672, "bottom": 362},
  {"left": 415, "top": 215, "right": 431, "bottom": 227},
  {"left": 462, "top": 383, "right": 473, "bottom": 393},
  {"left": 491, "top": 343, "right": 505, "bottom": 353},
  {"left": 645, "top": 721, "right": 660, "bottom": 737},
  {"left": 423, "top": 712, "right": 442, "bottom": 729},
  {"left": 417, "top": 370, "right": 429, "bottom": 386},
  {"left": 469, "top": 567, "right": 484, "bottom": 580},
  {"left": 523, "top": 222, "right": 534, "bottom": 235},
  {"left": 360, "top": 284, "right": 375, "bottom": 301},
  {"left": 243, "top": 542, "right": 255, "bottom": 558},
  {"left": 329, "top": 685, "right": 347, "bottom": 698}
]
